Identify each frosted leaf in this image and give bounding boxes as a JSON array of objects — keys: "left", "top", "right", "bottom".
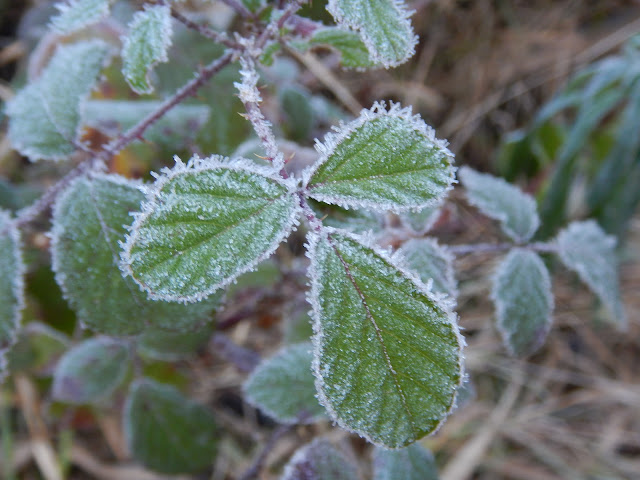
[
  {"left": 6, "top": 40, "right": 111, "bottom": 161},
  {"left": 281, "top": 439, "right": 359, "bottom": 480},
  {"left": 124, "top": 379, "right": 218, "bottom": 474},
  {"left": 305, "top": 102, "right": 455, "bottom": 213},
  {"left": 6, "top": 323, "right": 69, "bottom": 374},
  {"left": 326, "top": 0, "right": 417, "bottom": 68},
  {"left": 399, "top": 238, "right": 457, "bottom": 300},
  {"left": 137, "top": 322, "right": 214, "bottom": 361},
  {"left": 51, "top": 174, "right": 218, "bottom": 335},
  {"left": 491, "top": 249, "right": 554, "bottom": 357},
  {"left": 244, "top": 343, "right": 326, "bottom": 425},
  {"left": 83, "top": 100, "right": 209, "bottom": 148},
  {"left": 307, "top": 229, "right": 464, "bottom": 448},
  {"left": 122, "top": 5, "right": 173, "bottom": 94},
  {"left": 310, "top": 28, "right": 375, "bottom": 69},
  {"left": 372, "top": 443, "right": 439, "bottom": 480},
  {"left": 400, "top": 204, "right": 441, "bottom": 234},
  {"left": 122, "top": 155, "right": 300, "bottom": 303},
  {"left": 308, "top": 199, "right": 382, "bottom": 234},
  {"left": 50, "top": 0, "right": 111, "bottom": 34},
  {"left": 555, "top": 221, "right": 626, "bottom": 328},
  {"left": 458, "top": 166, "right": 540, "bottom": 242},
  {"left": 0, "top": 211, "right": 25, "bottom": 361},
  {"left": 52, "top": 337, "right": 129, "bottom": 404}
]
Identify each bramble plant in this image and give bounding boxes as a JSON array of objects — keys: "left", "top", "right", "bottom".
[{"left": 0, "top": 0, "right": 628, "bottom": 477}]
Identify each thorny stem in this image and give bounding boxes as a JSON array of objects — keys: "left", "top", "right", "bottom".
[
  {"left": 255, "top": 0, "right": 305, "bottom": 50},
  {"left": 448, "top": 241, "right": 558, "bottom": 256},
  {"left": 169, "top": 7, "right": 239, "bottom": 49},
  {"left": 220, "top": 0, "right": 254, "bottom": 19}
]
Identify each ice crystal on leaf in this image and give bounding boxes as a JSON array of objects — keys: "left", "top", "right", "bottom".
[
  {"left": 372, "top": 443, "right": 439, "bottom": 480},
  {"left": 307, "top": 228, "right": 464, "bottom": 448},
  {"left": 122, "top": 156, "right": 300, "bottom": 303},
  {"left": 304, "top": 102, "right": 455, "bottom": 213},
  {"left": 281, "top": 439, "right": 359, "bottom": 480},
  {"left": 50, "top": 0, "right": 111, "bottom": 34},
  {"left": 400, "top": 238, "right": 458, "bottom": 300}
]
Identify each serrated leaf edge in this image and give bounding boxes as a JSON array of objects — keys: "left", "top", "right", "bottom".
[
  {"left": 303, "top": 101, "right": 456, "bottom": 213},
  {"left": 50, "top": 0, "right": 112, "bottom": 35},
  {"left": 121, "top": 154, "right": 301, "bottom": 303},
  {"left": 326, "top": 0, "right": 417, "bottom": 68},
  {"left": 490, "top": 248, "right": 554, "bottom": 356},
  {"left": 305, "top": 226, "right": 465, "bottom": 447}
]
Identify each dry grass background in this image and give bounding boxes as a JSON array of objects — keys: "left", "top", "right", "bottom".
[{"left": 1, "top": 0, "right": 640, "bottom": 479}]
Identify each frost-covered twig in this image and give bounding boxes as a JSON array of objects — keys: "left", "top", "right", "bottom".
[
  {"left": 169, "top": 7, "right": 238, "bottom": 49},
  {"left": 220, "top": 0, "right": 253, "bottom": 19},
  {"left": 448, "top": 242, "right": 557, "bottom": 256},
  {"left": 238, "top": 423, "right": 295, "bottom": 480},
  {"left": 255, "top": 0, "right": 304, "bottom": 50}
]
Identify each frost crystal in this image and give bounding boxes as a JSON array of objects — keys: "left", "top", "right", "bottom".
[
  {"left": 50, "top": 0, "right": 111, "bottom": 34},
  {"left": 0, "top": 211, "right": 25, "bottom": 359}
]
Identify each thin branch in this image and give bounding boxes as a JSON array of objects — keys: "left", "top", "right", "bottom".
[
  {"left": 255, "top": 0, "right": 304, "bottom": 50},
  {"left": 169, "top": 7, "right": 239, "bottom": 49},
  {"left": 210, "top": 333, "right": 260, "bottom": 373},
  {"left": 237, "top": 423, "right": 294, "bottom": 480},
  {"left": 220, "top": 0, "right": 253, "bottom": 19},
  {"left": 448, "top": 241, "right": 557, "bottom": 256}
]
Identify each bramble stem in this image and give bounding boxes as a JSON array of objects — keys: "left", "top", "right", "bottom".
[{"left": 448, "top": 241, "right": 557, "bottom": 256}]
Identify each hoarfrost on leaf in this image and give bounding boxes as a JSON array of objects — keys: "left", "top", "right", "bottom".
[
  {"left": 6, "top": 40, "right": 111, "bottom": 161},
  {"left": 372, "top": 443, "right": 439, "bottom": 480},
  {"left": 122, "top": 5, "right": 173, "bottom": 94},
  {"left": 244, "top": 343, "right": 326, "bottom": 424},
  {"left": 50, "top": 0, "right": 111, "bottom": 34},
  {"left": 399, "top": 204, "right": 442, "bottom": 234},
  {"left": 555, "top": 220, "right": 626, "bottom": 329},
  {"left": 310, "top": 27, "right": 375, "bottom": 69},
  {"left": 52, "top": 337, "right": 130, "bottom": 404},
  {"left": 281, "top": 438, "right": 359, "bottom": 480},
  {"left": 305, "top": 102, "right": 455, "bottom": 213},
  {"left": 51, "top": 174, "right": 218, "bottom": 335},
  {"left": 122, "top": 155, "right": 301, "bottom": 302},
  {"left": 458, "top": 166, "right": 540, "bottom": 242},
  {"left": 491, "top": 249, "right": 554, "bottom": 356},
  {"left": 0, "top": 210, "right": 25, "bottom": 359},
  {"left": 307, "top": 228, "right": 464, "bottom": 448},
  {"left": 326, "top": 0, "right": 417, "bottom": 68},
  {"left": 399, "top": 238, "right": 458, "bottom": 300}
]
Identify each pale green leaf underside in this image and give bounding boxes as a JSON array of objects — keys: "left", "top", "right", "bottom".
[
  {"left": 458, "top": 166, "right": 540, "bottom": 242},
  {"left": 6, "top": 40, "right": 110, "bottom": 161},
  {"left": 124, "top": 157, "right": 299, "bottom": 302},
  {"left": 124, "top": 379, "right": 218, "bottom": 474},
  {"left": 83, "top": 100, "right": 210, "bottom": 148},
  {"left": 310, "top": 28, "right": 375, "bottom": 69},
  {"left": 400, "top": 204, "right": 441, "bottom": 234},
  {"left": 372, "top": 443, "right": 439, "bottom": 480},
  {"left": 52, "top": 337, "right": 129, "bottom": 404},
  {"left": 281, "top": 439, "right": 359, "bottom": 480},
  {"left": 50, "top": 0, "right": 111, "bottom": 34},
  {"left": 400, "top": 238, "right": 457, "bottom": 300},
  {"left": 327, "top": 0, "right": 416, "bottom": 68},
  {"left": 244, "top": 343, "right": 326, "bottom": 424},
  {"left": 307, "top": 103, "right": 455, "bottom": 212},
  {"left": 0, "top": 211, "right": 24, "bottom": 355},
  {"left": 51, "top": 175, "right": 217, "bottom": 335},
  {"left": 492, "top": 249, "right": 553, "bottom": 356},
  {"left": 310, "top": 230, "right": 463, "bottom": 447},
  {"left": 556, "top": 221, "right": 626, "bottom": 328},
  {"left": 122, "top": 5, "right": 172, "bottom": 94}
]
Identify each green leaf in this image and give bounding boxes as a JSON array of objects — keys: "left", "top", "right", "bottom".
[
  {"left": 399, "top": 238, "right": 457, "bottom": 300},
  {"left": 305, "top": 103, "right": 455, "bottom": 213},
  {"left": 308, "top": 229, "right": 464, "bottom": 448},
  {"left": 6, "top": 40, "right": 110, "bottom": 161},
  {"left": 50, "top": 0, "right": 111, "bottom": 34},
  {"left": 555, "top": 221, "right": 626, "bottom": 328},
  {"left": 281, "top": 439, "right": 359, "bottom": 480},
  {"left": 491, "top": 249, "right": 554, "bottom": 356},
  {"left": 244, "top": 343, "right": 326, "bottom": 424},
  {"left": 0, "top": 210, "right": 24, "bottom": 369},
  {"left": 124, "top": 379, "right": 218, "bottom": 474},
  {"left": 326, "top": 0, "right": 416, "bottom": 68},
  {"left": 137, "top": 322, "right": 214, "bottom": 361},
  {"left": 52, "top": 337, "right": 130, "bottom": 404},
  {"left": 51, "top": 174, "right": 217, "bottom": 335},
  {"left": 400, "top": 205, "right": 441, "bottom": 234},
  {"left": 308, "top": 199, "right": 382, "bottom": 234},
  {"left": 310, "top": 27, "right": 375, "bottom": 69},
  {"left": 7, "top": 323, "right": 69, "bottom": 375},
  {"left": 372, "top": 443, "right": 439, "bottom": 480},
  {"left": 83, "top": 100, "right": 210, "bottom": 148},
  {"left": 122, "top": 5, "right": 173, "bottom": 94},
  {"left": 122, "top": 156, "right": 300, "bottom": 302},
  {"left": 280, "top": 85, "right": 314, "bottom": 142},
  {"left": 458, "top": 166, "right": 540, "bottom": 242}
]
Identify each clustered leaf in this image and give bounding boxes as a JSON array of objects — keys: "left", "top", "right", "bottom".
[
  {"left": 372, "top": 443, "right": 439, "bottom": 480},
  {"left": 308, "top": 229, "right": 464, "bottom": 447},
  {"left": 491, "top": 249, "right": 554, "bottom": 356},
  {"left": 6, "top": 40, "right": 111, "bottom": 161},
  {"left": 244, "top": 343, "right": 326, "bottom": 424},
  {"left": 122, "top": 156, "right": 300, "bottom": 302},
  {"left": 51, "top": 174, "right": 217, "bottom": 335},
  {"left": 326, "top": 0, "right": 417, "bottom": 68},
  {"left": 281, "top": 439, "right": 359, "bottom": 480},
  {"left": 52, "top": 337, "right": 130, "bottom": 404},
  {"left": 310, "top": 28, "right": 375, "bottom": 69},
  {"left": 122, "top": 5, "right": 173, "bottom": 94},
  {"left": 458, "top": 166, "right": 540, "bottom": 242},
  {"left": 304, "top": 102, "right": 455, "bottom": 213},
  {"left": 50, "top": 0, "right": 111, "bottom": 34},
  {"left": 555, "top": 221, "right": 627, "bottom": 328}
]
